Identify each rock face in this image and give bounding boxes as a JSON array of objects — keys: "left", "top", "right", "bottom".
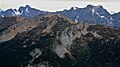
[
  {"left": 0, "top": 16, "right": 37, "bottom": 43},
  {"left": 0, "top": 14, "right": 120, "bottom": 67}
]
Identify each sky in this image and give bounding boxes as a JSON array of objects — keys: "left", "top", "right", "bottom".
[{"left": 0, "top": 0, "right": 120, "bottom": 13}]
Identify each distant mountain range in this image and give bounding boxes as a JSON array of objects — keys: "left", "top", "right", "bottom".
[
  {"left": 0, "top": 5, "right": 48, "bottom": 18},
  {"left": 0, "top": 5, "right": 120, "bottom": 28}
]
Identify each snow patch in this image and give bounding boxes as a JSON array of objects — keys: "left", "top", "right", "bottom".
[
  {"left": 26, "top": 7, "right": 29, "bottom": 13},
  {"left": 96, "top": 13, "right": 101, "bottom": 17},
  {"left": 75, "top": 19, "right": 78, "bottom": 22},
  {"left": 13, "top": 9, "right": 20, "bottom": 15},
  {"left": 12, "top": 13, "right": 15, "bottom": 16},
  {"left": 92, "top": 8, "right": 95, "bottom": 13},
  {"left": 75, "top": 15, "right": 79, "bottom": 22},
  {"left": 100, "top": 16, "right": 105, "bottom": 18},
  {"left": 1, "top": 14, "right": 4, "bottom": 17},
  {"left": 96, "top": 12, "right": 109, "bottom": 22},
  {"left": 110, "top": 17, "right": 113, "bottom": 21}
]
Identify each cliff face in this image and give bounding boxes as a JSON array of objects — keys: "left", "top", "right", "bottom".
[{"left": 0, "top": 14, "right": 120, "bottom": 67}]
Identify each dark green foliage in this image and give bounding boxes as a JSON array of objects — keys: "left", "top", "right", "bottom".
[{"left": 88, "top": 38, "right": 120, "bottom": 67}]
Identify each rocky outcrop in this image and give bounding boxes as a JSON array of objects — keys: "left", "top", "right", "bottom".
[{"left": 0, "top": 17, "right": 37, "bottom": 43}]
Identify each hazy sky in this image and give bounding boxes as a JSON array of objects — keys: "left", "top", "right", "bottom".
[{"left": 0, "top": 0, "right": 120, "bottom": 13}]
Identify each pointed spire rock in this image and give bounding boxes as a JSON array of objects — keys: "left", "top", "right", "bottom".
[{"left": 25, "top": 5, "right": 31, "bottom": 8}]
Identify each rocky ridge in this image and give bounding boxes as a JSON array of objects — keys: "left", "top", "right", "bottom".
[{"left": 0, "top": 14, "right": 120, "bottom": 67}]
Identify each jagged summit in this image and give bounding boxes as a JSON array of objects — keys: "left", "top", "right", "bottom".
[
  {"left": 0, "top": 5, "right": 48, "bottom": 18},
  {"left": 0, "top": 5, "right": 120, "bottom": 28},
  {"left": 18, "top": 5, "right": 31, "bottom": 12},
  {"left": 86, "top": 4, "right": 94, "bottom": 8},
  {"left": 86, "top": 5, "right": 103, "bottom": 8}
]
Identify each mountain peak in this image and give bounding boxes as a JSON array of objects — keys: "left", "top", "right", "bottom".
[
  {"left": 18, "top": 5, "right": 31, "bottom": 11},
  {"left": 25, "top": 5, "right": 30, "bottom": 7},
  {"left": 86, "top": 4, "right": 94, "bottom": 8},
  {"left": 71, "top": 7, "right": 78, "bottom": 10},
  {"left": 25, "top": 5, "right": 31, "bottom": 8},
  {"left": 19, "top": 5, "right": 31, "bottom": 8},
  {"left": 96, "top": 5, "right": 103, "bottom": 8},
  {"left": 86, "top": 5, "right": 103, "bottom": 9}
]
